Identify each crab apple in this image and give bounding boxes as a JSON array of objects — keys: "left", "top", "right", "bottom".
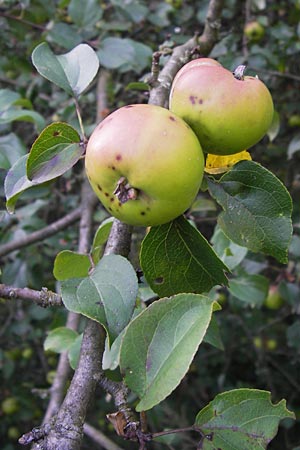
[
  {"left": 85, "top": 104, "right": 204, "bottom": 227},
  {"left": 244, "top": 21, "right": 265, "bottom": 42},
  {"left": 169, "top": 59, "right": 274, "bottom": 155}
]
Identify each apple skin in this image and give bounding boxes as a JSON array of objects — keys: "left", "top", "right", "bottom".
[
  {"left": 263, "top": 285, "right": 284, "bottom": 310},
  {"left": 85, "top": 104, "right": 204, "bottom": 227},
  {"left": 169, "top": 59, "right": 274, "bottom": 155}
]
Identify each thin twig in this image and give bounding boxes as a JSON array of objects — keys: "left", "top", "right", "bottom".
[{"left": 0, "top": 284, "right": 62, "bottom": 307}]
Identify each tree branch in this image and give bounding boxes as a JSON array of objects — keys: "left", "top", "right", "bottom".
[
  {"left": 0, "top": 207, "right": 82, "bottom": 258},
  {"left": 0, "top": 284, "right": 62, "bottom": 307},
  {"left": 83, "top": 423, "right": 125, "bottom": 450}
]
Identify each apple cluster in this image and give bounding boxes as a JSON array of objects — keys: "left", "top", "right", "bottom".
[{"left": 85, "top": 58, "right": 274, "bottom": 226}]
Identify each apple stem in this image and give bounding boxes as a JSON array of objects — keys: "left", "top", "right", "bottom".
[
  {"left": 233, "top": 64, "right": 247, "bottom": 80},
  {"left": 113, "top": 177, "right": 139, "bottom": 204}
]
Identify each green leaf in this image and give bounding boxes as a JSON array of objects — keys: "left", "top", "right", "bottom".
[
  {"left": 47, "top": 22, "right": 82, "bottom": 50},
  {"left": 207, "top": 161, "right": 293, "bottom": 264},
  {"left": 68, "top": 334, "right": 83, "bottom": 369},
  {"left": 61, "top": 255, "right": 138, "bottom": 341},
  {"left": 91, "top": 217, "right": 114, "bottom": 264},
  {"left": 267, "top": 110, "right": 280, "bottom": 142},
  {"left": 0, "top": 133, "right": 26, "bottom": 170},
  {"left": 120, "top": 293, "right": 218, "bottom": 411},
  {"left": 32, "top": 42, "right": 99, "bottom": 97},
  {"left": 26, "top": 122, "right": 82, "bottom": 183},
  {"left": 140, "top": 216, "right": 228, "bottom": 297},
  {"left": 0, "top": 89, "right": 20, "bottom": 110},
  {"left": 44, "top": 327, "right": 78, "bottom": 353},
  {"left": 97, "top": 37, "right": 135, "bottom": 69},
  {"left": 229, "top": 274, "right": 269, "bottom": 307},
  {"left": 53, "top": 250, "right": 91, "bottom": 281},
  {"left": 68, "top": 0, "right": 103, "bottom": 28},
  {"left": 195, "top": 389, "right": 295, "bottom": 449},
  {"left": 0, "top": 108, "right": 45, "bottom": 132},
  {"left": 211, "top": 225, "right": 248, "bottom": 270},
  {"left": 5, "top": 155, "right": 35, "bottom": 213},
  {"left": 288, "top": 133, "right": 300, "bottom": 159},
  {"left": 203, "top": 315, "right": 224, "bottom": 350}
]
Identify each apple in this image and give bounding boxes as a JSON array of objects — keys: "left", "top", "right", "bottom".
[
  {"left": 1, "top": 397, "right": 20, "bottom": 415},
  {"left": 244, "top": 21, "right": 265, "bottom": 42},
  {"left": 264, "top": 285, "right": 284, "bottom": 310},
  {"left": 85, "top": 104, "right": 204, "bottom": 226},
  {"left": 288, "top": 114, "right": 300, "bottom": 127},
  {"left": 169, "top": 58, "right": 274, "bottom": 155}
]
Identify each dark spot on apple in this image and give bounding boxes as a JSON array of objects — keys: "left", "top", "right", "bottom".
[
  {"left": 97, "top": 184, "right": 102, "bottom": 191},
  {"left": 116, "top": 154, "right": 122, "bottom": 161},
  {"left": 169, "top": 116, "right": 176, "bottom": 121},
  {"left": 118, "top": 202, "right": 122, "bottom": 207},
  {"left": 154, "top": 276, "right": 164, "bottom": 285},
  {"left": 108, "top": 207, "right": 112, "bottom": 211},
  {"left": 104, "top": 192, "right": 109, "bottom": 197},
  {"left": 110, "top": 197, "right": 114, "bottom": 202},
  {"left": 140, "top": 211, "right": 146, "bottom": 215},
  {"left": 189, "top": 95, "right": 197, "bottom": 104},
  {"left": 111, "top": 165, "right": 116, "bottom": 170}
]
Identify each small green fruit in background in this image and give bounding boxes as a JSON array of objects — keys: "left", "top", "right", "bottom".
[
  {"left": 7, "top": 426, "right": 21, "bottom": 440},
  {"left": 288, "top": 114, "right": 300, "bottom": 127},
  {"left": 244, "top": 21, "right": 265, "bottom": 42},
  {"left": 169, "top": 58, "right": 274, "bottom": 155},
  {"left": 1, "top": 397, "right": 20, "bottom": 415},
  {"left": 264, "top": 285, "right": 284, "bottom": 310},
  {"left": 85, "top": 104, "right": 204, "bottom": 226}
]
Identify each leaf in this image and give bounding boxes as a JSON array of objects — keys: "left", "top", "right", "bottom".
[
  {"left": 205, "top": 150, "right": 251, "bottom": 175},
  {"left": 53, "top": 250, "right": 91, "bottom": 281},
  {"left": 0, "top": 108, "right": 45, "bottom": 132},
  {"left": 140, "top": 216, "right": 228, "bottom": 297},
  {"left": 267, "top": 111, "right": 280, "bottom": 142},
  {"left": 47, "top": 22, "right": 82, "bottom": 50},
  {"left": 0, "top": 133, "right": 26, "bottom": 170},
  {"left": 97, "top": 37, "right": 135, "bottom": 69},
  {"left": 91, "top": 217, "right": 114, "bottom": 264},
  {"left": 68, "top": 0, "right": 103, "bottom": 28},
  {"left": 60, "top": 255, "right": 138, "bottom": 341},
  {"left": 26, "top": 122, "right": 82, "bottom": 183},
  {"left": 228, "top": 274, "right": 269, "bottom": 307},
  {"left": 211, "top": 225, "right": 248, "bottom": 270},
  {"left": 0, "top": 88, "right": 20, "bottom": 110},
  {"left": 195, "top": 389, "right": 295, "bottom": 449},
  {"left": 203, "top": 315, "right": 224, "bottom": 350},
  {"left": 5, "top": 155, "right": 35, "bottom": 213},
  {"left": 44, "top": 327, "right": 78, "bottom": 353},
  {"left": 207, "top": 161, "right": 293, "bottom": 264},
  {"left": 120, "top": 293, "right": 218, "bottom": 411},
  {"left": 68, "top": 334, "right": 83, "bottom": 370},
  {"left": 287, "top": 133, "right": 300, "bottom": 159},
  {"left": 32, "top": 42, "right": 99, "bottom": 97}
]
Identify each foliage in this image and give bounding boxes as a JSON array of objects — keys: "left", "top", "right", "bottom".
[{"left": 0, "top": 1, "right": 300, "bottom": 449}]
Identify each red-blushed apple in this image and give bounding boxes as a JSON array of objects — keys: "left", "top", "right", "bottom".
[
  {"left": 85, "top": 104, "right": 204, "bottom": 226},
  {"left": 169, "top": 59, "right": 274, "bottom": 155}
]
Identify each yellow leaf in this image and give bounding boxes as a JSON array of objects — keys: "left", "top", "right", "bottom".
[{"left": 205, "top": 150, "right": 252, "bottom": 174}]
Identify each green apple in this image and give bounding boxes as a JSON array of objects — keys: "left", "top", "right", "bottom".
[
  {"left": 288, "top": 114, "right": 300, "bottom": 127},
  {"left": 85, "top": 104, "right": 204, "bottom": 226},
  {"left": 7, "top": 426, "right": 20, "bottom": 440},
  {"left": 169, "top": 58, "right": 274, "bottom": 155},
  {"left": 244, "top": 21, "right": 265, "bottom": 42},
  {"left": 1, "top": 397, "right": 20, "bottom": 415},
  {"left": 264, "top": 285, "right": 284, "bottom": 310}
]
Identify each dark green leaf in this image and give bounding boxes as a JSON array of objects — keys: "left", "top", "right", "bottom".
[
  {"left": 47, "top": 23, "right": 82, "bottom": 50},
  {"left": 207, "top": 161, "right": 293, "bottom": 264},
  {"left": 0, "top": 133, "right": 26, "bottom": 170},
  {"left": 68, "top": 334, "right": 83, "bottom": 370},
  {"left": 5, "top": 155, "right": 35, "bottom": 213},
  {"left": 91, "top": 217, "right": 114, "bottom": 264},
  {"left": 97, "top": 37, "right": 135, "bottom": 69},
  {"left": 32, "top": 42, "right": 99, "bottom": 96},
  {"left": 68, "top": 0, "right": 103, "bottom": 28},
  {"left": 53, "top": 250, "right": 91, "bottom": 281},
  {"left": 120, "top": 293, "right": 218, "bottom": 411},
  {"left": 140, "top": 216, "right": 228, "bottom": 297},
  {"left": 26, "top": 122, "right": 82, "bottom": 183},
  {"left": 203, "top": 315, "right": 224, "bottom": 350},
  {"left": 195, "top": 389, "right": 295, "bottom": 449}
]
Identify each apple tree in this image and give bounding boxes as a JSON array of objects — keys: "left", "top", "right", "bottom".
[{"left": 0, "top": 1, "right": 299, "bottom": 449}]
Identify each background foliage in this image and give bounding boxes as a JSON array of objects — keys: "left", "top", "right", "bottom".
[{"left": 0, "top": 0, "right": 300, "bottom": 449}]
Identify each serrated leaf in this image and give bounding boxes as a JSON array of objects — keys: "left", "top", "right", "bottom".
[
  {"left": 207, "top": 161, "right": 293, "bottom": 264},
  {"left": 32, "top": 42, "right": 99, "bottom": 97},
  {"left": 26, "top": 122, "right": 82, "bottom": 183},
  {"left": 53, "top": 250, "right": 91, "bottom": 281},
  {"left": 140, "top": 216, "right": 228, "bottom": 297},
  {"left": 61, "top": 255, "right": 138, "bottom": 341},
  {"left": 91, "top": 217, "right": 114, "bottom": 264},
  {"left": 229, "top": 274, "right": 269, "bottom": 307},
  {"left": 44, "top": 327, "right": 78, "bottom": 353},
  {"left": 5, "top": 155, "right": 35, "bottom": 213},
  {"left": 120, "top": 293, "right": 218, "bottom": 411},
  {"left": 195, "top": 389, "right": 295, "bottom": 449}
]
